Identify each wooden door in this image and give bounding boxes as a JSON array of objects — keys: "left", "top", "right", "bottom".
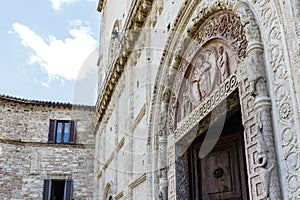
[{"left": 189, "top": 133, "right": 248, "bottom": 200}]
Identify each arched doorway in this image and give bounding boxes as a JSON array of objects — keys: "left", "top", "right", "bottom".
[{"left": 153, "top": 4, "right": 283, "bottom": 199}]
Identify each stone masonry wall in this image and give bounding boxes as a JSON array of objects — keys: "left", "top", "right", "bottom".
[{"left": 0, "top": 97, "right": 95, "bottom": 200}]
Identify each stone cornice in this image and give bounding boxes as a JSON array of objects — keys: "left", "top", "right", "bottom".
[
  {"left": 0, "top": 137, "right": 90, "bottom": 149},
  {"left": 95, "top": 0, "right": 154, "bottom": 124}
]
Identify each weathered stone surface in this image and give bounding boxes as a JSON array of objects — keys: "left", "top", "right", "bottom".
[
  {"left": 0, "top": 97, "right": 95, "bottom": 199},
  {"left": 95, "top": 0, "right": 300, "bottom": 199},
  {"left": 1, "top": 0, "right": 300, "bottom": 199}
]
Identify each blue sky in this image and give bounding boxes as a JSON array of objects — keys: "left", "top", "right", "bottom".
[{"left": 0, "top": 0, "right": 100, "bottom": 104}]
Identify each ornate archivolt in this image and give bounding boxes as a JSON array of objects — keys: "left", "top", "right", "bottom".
[{"left": 152, "top": 0, "right": 300, "bottom": 199}]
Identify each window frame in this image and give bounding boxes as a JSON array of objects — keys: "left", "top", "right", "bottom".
[
  {"left": 48, "top": 119, "right": 76, "bottom": 144},
  {"left": 55, "top": 120, "right": 70, "bottom": 143},
  {"left": 43, "top": 179, "right": 73, "bottom": 200}
]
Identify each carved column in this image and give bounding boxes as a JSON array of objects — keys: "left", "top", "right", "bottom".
[
  {"left": 157, "top": 90, "right": 169, "bottom": 200},
  {"left": 247, "top": 44, "right": 282, "bottom": 199},
  {"left": 158, "top": 131, "right": 167, "bottom": 200},
  {"left": 234, "top": 2, "right": 282, "bottom": 199}
]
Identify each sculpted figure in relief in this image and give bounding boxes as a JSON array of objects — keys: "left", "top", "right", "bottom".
[
  {"left": 182, "top": 85, "right": 190, "bottom": 117},
  {"left": 256, "top": 119, "right": 274, "bottom": 198},
  {"left": 217, "top": 46, "right": 230, "bottom": 82},
  {"left": 177, "top": 41, "right": 236, "bottom": 122},
  {"left": 191, "top": 53, "right": 212, "bottom": 106}
]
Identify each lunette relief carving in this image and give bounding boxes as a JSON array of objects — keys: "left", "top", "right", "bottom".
[
  {"left": 177, "top": 41, "right": 236, "bottom": 123},
  {"left": 174, "top": 74, "right": 238, "bottom": 142},
  {"left": 170, "top": 12, "right": 244, "bottom": 133}
]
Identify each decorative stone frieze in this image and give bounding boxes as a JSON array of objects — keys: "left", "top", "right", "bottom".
[{"left": 174, "top": 74, "right": 238, "bottom": 142}]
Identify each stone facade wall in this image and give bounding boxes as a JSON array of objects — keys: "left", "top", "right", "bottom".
[
  {"left": 94, "top": 0, "right": 185, "bottom": 199},
  {"left": 95, "top": 0, "right": 300, "bottom": 199},
  {"left": 0, "top": 97, "right": 95, "bottom": 200}
]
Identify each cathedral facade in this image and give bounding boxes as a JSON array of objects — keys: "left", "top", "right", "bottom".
[
  {"left": 94, "top": 0, "right": 300, "bottom": 199},
  {"left": 1, "top": 0, "right": 300, "bottom": 199}
]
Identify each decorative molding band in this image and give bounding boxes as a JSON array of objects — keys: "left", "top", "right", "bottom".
[
  {"left": 174, "top": 74, "right": 238, "bottom": 142},
  {"left": 175, "top": 91, "right": 240, "bottom": 148},
  {"left": 97, "top": 137, "right": 125, "bottom": 179},
  {"left": 247, "top": 0, "right": 300, "bottom": 198},
  {"left": 115, "top": 191, "right": 124, "bottom": 200},
  {"left": 129, "top": 173, "right": 147, "bottom": 189},
  {"left": 95, "top": 0, "right": 155, "bottom": 124},
  {"left": 117, "top": 137, "right": 125, "bottom": 150},
  {"left": 0, "top": 137, "right": 89, "bottom": 149},
  {"left": 97, "top": 170, "right": 103, "bottom": 180},
  {"left": 103, "top": 152, "right": 114, "bottom": 171},
  {"left": 131, "top": 104, "right": 147, "bottom": 131}
]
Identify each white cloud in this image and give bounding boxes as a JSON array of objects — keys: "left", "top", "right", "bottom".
[
  {"left": 12, "top": 22, "right": 97, "bottom": 81},
  {"left": 49, "top": 0, "right": 98, "bottom": 10},
  {"left": 49, "top": 0, "right": 78, "bottom": 10},
  {"left": 41, "top": 81, "right": 50, "bottom": 87}
]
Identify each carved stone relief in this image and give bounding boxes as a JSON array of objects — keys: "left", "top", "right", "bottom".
[
  {"left": 246, "top": 0, "right": 300, "bottom": 198},
  {"left": 175, "top": 152, "right": 189, "bottom": 200},
  {"left": 292, "top": 0, "right": 300, "bottom": 37},
  {"left": 168, "top": 12, "right": 246, "bottom": 132},
  {"left": 152, "top": 0, "right": 300, "bottom": 199},
  {"left": 176, "top": 40, "right": 237, "bottom": 123},
  {"left": 162, "top": 5, "right": 283, "bottom": 200}
]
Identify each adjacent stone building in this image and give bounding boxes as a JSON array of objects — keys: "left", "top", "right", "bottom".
[
  {"left": 0, "top": 95, "right": 95, "bottom": 199},
  {"left": 94, "top": 0, "right": 300, "bottom": 199}
]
